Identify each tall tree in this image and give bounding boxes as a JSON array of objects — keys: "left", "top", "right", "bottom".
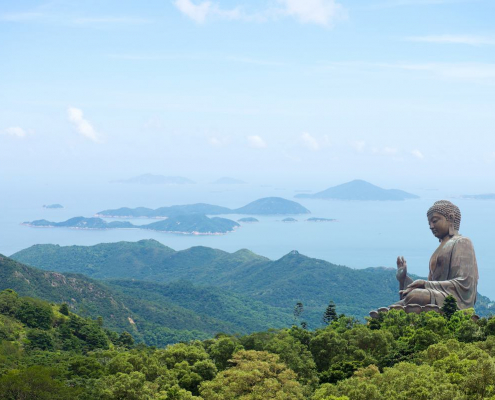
[
  {"left": 442, "top": 295, "right": 459, "bottom": 320},
  {"left": 323, "top": 301, "right": 338, "bottom": 325}
]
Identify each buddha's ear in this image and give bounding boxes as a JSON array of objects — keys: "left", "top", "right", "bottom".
[{"left": 448, "top": 213, "right": 455, "bottom": 236}]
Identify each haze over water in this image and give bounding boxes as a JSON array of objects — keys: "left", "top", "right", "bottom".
[{"left": 1, "top": 179, "right": 493, "bottom": 300}]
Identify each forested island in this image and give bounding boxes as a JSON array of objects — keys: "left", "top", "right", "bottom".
[
  {"left": 237, "top": 217, "right": 259, "bottom": 223},
  {"left": 23, "top": 215, "right": 239, "bottom": 235},
  {"left": 296, "top": 179, "right": 419, "bottom": 201},
  {"left": 96, "top": 197, "right": 310, "bottom": 218}
]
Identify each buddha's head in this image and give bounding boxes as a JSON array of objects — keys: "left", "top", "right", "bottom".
[{"left": 427, "top": 200, "right": 461, "bottom": 240}]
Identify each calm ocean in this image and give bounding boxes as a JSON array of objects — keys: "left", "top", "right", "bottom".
[{"left": 1, "top": 180, "right": 493, "bottom": 299}]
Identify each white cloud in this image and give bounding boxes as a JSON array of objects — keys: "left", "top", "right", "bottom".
[
  {"left": 67, "top": 107, "right": 101, "bottom": 143},
  {"left": 382, "top": 146, "right": 398, "bottom": 155},
  {"left": 301, "top": 132, "right": 320, "bottom": 151},
  {"left": 406, "top": 35, "right": 495, "bottom": 46},
  {"left": 174, "top": 0, "right": 241, "bottom": 23},
  {"left": 411, "top": 149, "right": 424, "bottom": 159},
  {"left": 371, "top": 0, "right": 475, "bottom": 8},
  {"left": 208, "top": 137, "right": 223, "bottom": 147},
  {"left": 174, "top": 0, "right": 212, "bottom": 23},
  {"left": 2, "top": 126, "right": 26, "bottom": 138},
  {"left": 278, "top": 0, "right": 346, "bottom": 26},
  {"left": 174, "top": 0, "right": 346, "bottom": 26},
  {"left": 350, "top": 140, "right": 366, "bottom": 153},
  {"left": 247, "top": 135, "right": 267, "bottom": 149}
]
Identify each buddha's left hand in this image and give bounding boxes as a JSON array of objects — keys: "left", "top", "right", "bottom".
[{"left": 400, "top": 279, "right": 427, "bottom": 297}]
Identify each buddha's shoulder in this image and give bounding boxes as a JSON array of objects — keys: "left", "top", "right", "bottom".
[{"left": 452, "top": 235, "right": 474, "bottom": 247}]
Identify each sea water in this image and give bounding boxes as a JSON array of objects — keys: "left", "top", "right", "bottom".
[{"left": 0, "top": 180, "right": 493, "bottom": 299}]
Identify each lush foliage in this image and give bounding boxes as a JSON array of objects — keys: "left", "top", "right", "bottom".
[{"left": 3, "top": 288, "right": 495, "bottom": 399}]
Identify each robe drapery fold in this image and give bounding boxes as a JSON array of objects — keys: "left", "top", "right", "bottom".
[{"left": 423, "top": 235, "right": 478, "bottom": 309}]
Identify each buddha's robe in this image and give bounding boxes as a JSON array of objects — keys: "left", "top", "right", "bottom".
[{"left": 422, "top": 235, "right": 478, "bottom": 308}]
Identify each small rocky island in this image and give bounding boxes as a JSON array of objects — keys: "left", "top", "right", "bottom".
[
  {"left": 461, "top": 193, "right": 495, "bottom": 200},
  {"left": 295, "top": 179, "right": 419, "bottom": 201},
  {"left": 306, "top": 217, "right": 336, "bottom": 222},
  {"left": 237, "top": 217, "right": 259, "bottom": 223},
  {"left": 23, "top": 214, "right": 239, "bottom": 235},
  {"left": 43, "top": 204, "right": 64, "bottom": 209},
  {"left": 96, "top": 197, "right": 310, "bottom": 218}
]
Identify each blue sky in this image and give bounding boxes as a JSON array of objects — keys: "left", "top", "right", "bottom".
[{"left": 1, "top": 0, "right": 495, "bottom": 190}]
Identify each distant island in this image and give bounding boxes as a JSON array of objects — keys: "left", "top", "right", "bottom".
[
  {"left": 461, "top": 193, "right": 495, "bottom": 200},
  {"left": 282, "top": 217, "right": 297, "bottom": 223},
  {"left": 114, "top": 174, "right": 195, "bottom": 185},
  {"left": 295, "top": 179, "right": 419, "bottom": 201},
  {"left": 96, "top": 197, "right": 310, "bottom": 218},
  {"left": 306, "top": 217, "right": 336, "bottom": 222},
  {"left": 24, "top": 217, "right": 133, "bottom": 229},
  {"left": 238, "top": 217, "right": 259, "bottom": 223},
  {"left": 211, "top": 177, "right": 247, "bottom": 185},
  {"left": 43, "top": 204, "right": 64, "bottom": 209},
  {"left": 23, "top": 214, "right": 239, "bottom": 235}
]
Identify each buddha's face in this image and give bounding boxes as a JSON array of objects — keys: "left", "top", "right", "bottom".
[{"left": 428, "top": 212, "right": 450, "bottom": 239}]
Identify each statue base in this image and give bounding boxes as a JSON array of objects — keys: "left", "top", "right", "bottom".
[{"left": 369, "top": 303, "right": 441, "bottom": 319}]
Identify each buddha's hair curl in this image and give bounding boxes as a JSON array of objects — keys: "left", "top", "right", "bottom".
[{"left": 427, "top": 200, "right": 461, "bottom": 231}]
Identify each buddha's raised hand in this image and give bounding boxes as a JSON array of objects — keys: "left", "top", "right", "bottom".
[{"left": 396, "top": 256, "right": 407, "bottom": 284}]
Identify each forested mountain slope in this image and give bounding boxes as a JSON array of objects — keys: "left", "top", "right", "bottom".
[
  {"left": 0, "top": 254, "right": 292, "bottom": 346},
  {"left": 13, "top": 240, "right": 494, "bottom": 325}
]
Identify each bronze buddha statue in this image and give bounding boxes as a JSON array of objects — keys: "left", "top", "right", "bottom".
[{"left": 370, "top": 200, "right": 479, "bottom": 317}]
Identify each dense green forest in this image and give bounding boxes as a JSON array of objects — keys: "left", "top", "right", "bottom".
[
  {"left": 2, "top": 288, "right": 495, "bottom": 399},
  {"left": 12, "top": 240, "right": 495, "bottom": 325},
  {"left": 0, "top": 254, "right": 293, "bottom": 347}
]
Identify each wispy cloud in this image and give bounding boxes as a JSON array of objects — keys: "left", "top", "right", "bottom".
[
  {"left": 73, "top": 16, "right": 152, "bottom": 25},
  {"left": 411, "top": 149, "right": 425, "bottom": 159},
  {"left": 391, "top": 62, "right": 495, "bottom": 80},
  {"left": 374, "top": 146, "right": 399, "bottom": 156},
  {"left": 370, "top": 0, "right": 477, "bottom": 9},
  {"left": 0, "top": 9, "right": 151, "bottom": 26},
  {"left": 208, "top": 137, "right": 224, "bottom": 147},
  {"left": 0, "top": 12, "right": 44, "bottom": 22},
  {"left": 1, "top": 127, "right": 27, "bottom": 138},
  {"left": 301, "top": 132, "right": 320, "bottom": 151},
  {"left": 174, "top": 0, "right": 242, "bottom": 23},
  {"left": 67, "top": 107, "right": 101, "bottom": 143},
  {"left": 227, "top": 56, "right": 286, "bottom": 67},
  {"left": 324, "top": 61, "right": 495, "bottom": 82},
  {"left": 350, "top": 140, "right": 366, "bottom": 153},
  {"left": 406, "top": 34, "right": 495, "bottom": 46},
  {"left": 247, "top": 135, "right": 267, "bottom": 149},
  {"left": 278, "top": 0, "right": 347, "bottom": 26},
  {"left": 174, "top": 0, "right": 346, "bottom": 26}
]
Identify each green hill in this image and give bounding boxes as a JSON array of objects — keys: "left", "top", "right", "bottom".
[
  {"left": 0, "top": 253, "right": 293, "bottom": 346},
  {"left": 13, "top": 240, "right": 492, "bottom": 326},
  {"left": 296, "top": 179, "right": 419, "bottom": 201}
]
